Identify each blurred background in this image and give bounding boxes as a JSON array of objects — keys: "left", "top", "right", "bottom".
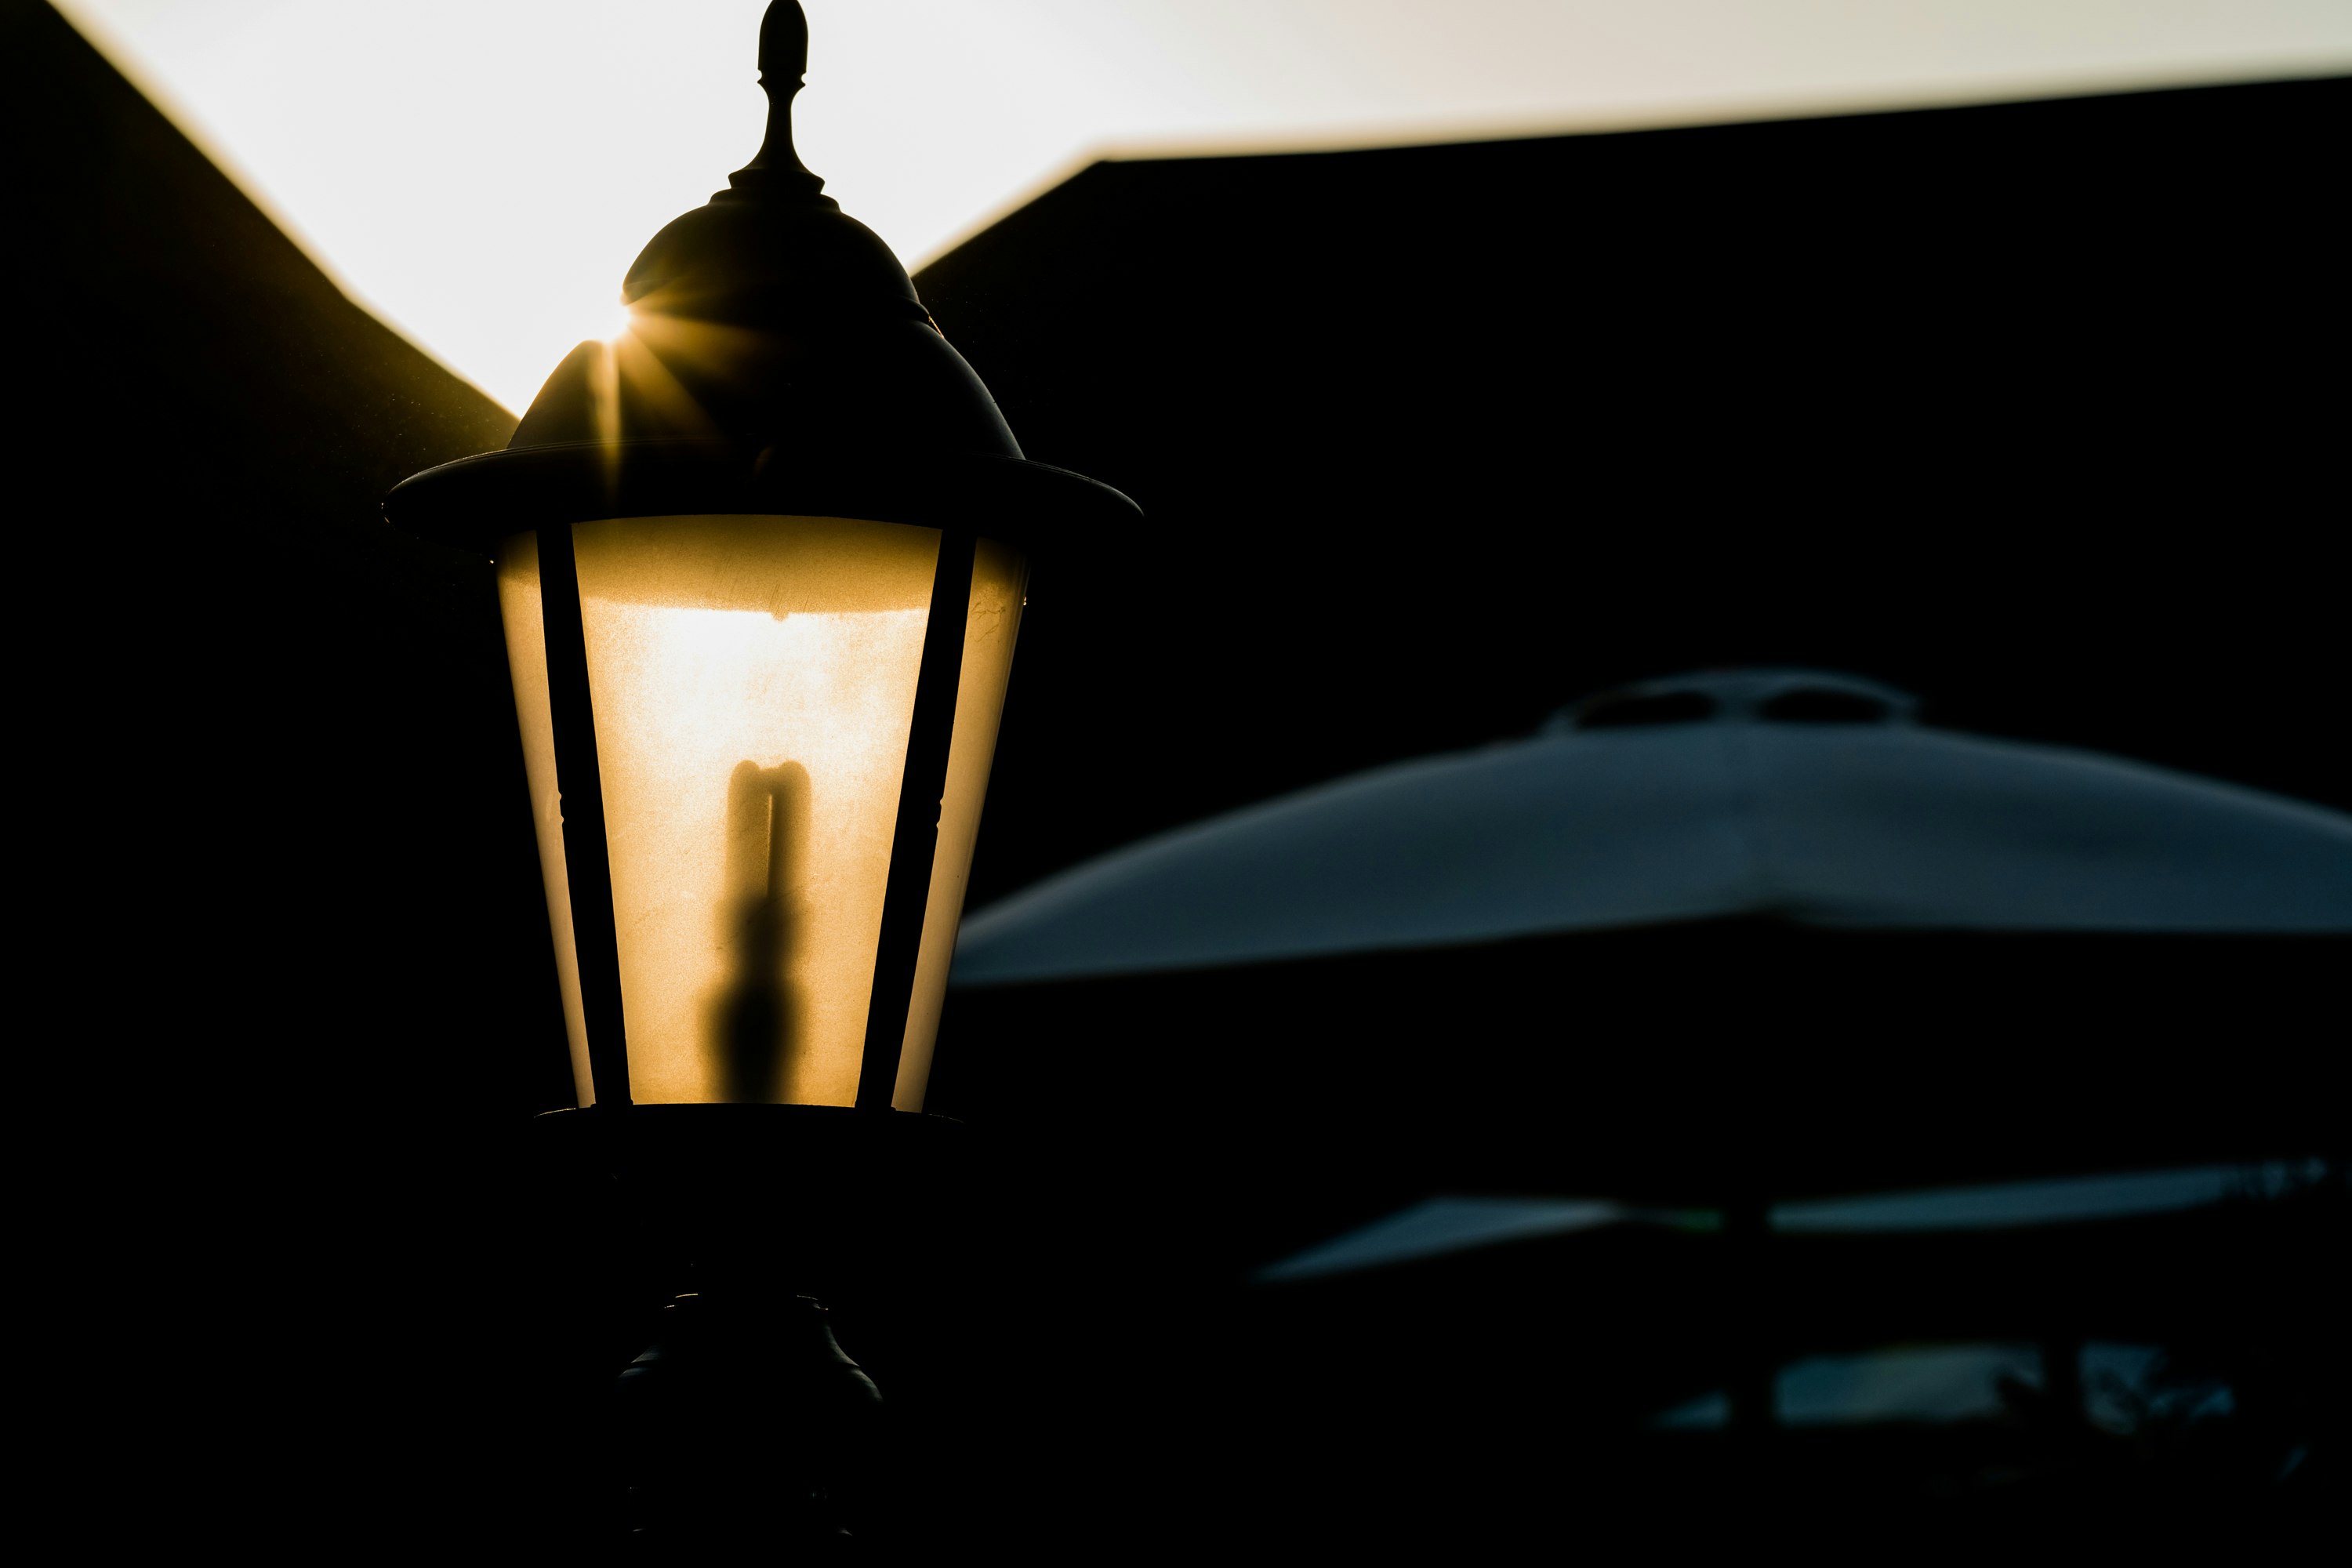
[{"left": 11, "top": 0, "right": 2346, "bottom": 1553}]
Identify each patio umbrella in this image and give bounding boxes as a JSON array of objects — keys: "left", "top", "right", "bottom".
[
  {"left": 1252, "top": 1160, "right": 2333, "bottom": 1283},
  {"left": 934, "top": 672, "right": 2344, "bottom": 1354},
  {"left": 953, "top": 670, "right": 2352, "bottom": 987}
]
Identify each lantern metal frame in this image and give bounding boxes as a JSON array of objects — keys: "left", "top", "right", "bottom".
[
  {"left": 385, "top": 0, "right": 1138, "bottom": 1131},
  {"left": 388, "top": 441, "right": 1134, "bottom": 1123}
]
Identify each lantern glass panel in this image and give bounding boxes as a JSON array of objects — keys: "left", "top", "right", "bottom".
[{"left": 496, "top": 515, "right": 1026, "bottom": 1110}]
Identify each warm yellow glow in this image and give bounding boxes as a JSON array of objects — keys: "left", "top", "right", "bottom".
[
  {"left": 600, "top": 303, "right": 773, "bottom": 442},
  {"left": 498, "top": 514, "right": 1024, "bottom": 1110},
  {"left": 605, "top": 305, "right": 637, "bottom": 345},
  {"left": 496, "top": 542, "right": 595, "bottom": 1105},
  {"left": 894, "top": 539, "right": 1028, "bottom": 1109}
]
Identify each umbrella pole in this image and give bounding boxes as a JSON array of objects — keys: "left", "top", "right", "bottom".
[{"left": 1724, "top": 1194, "right": 1776, "bottom": 1442}]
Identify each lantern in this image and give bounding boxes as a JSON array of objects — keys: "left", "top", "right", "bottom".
[{"left": 385, "top": 3, "right": 1137, "bottom": 1134}]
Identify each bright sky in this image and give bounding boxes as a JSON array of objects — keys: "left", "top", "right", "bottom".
[{"left": 56, "top": 0, "right": 2352, "bottom": 413}]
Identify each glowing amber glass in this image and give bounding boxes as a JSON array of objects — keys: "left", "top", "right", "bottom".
[{"left": 496, "top": 514, "right": 1025, "bottom": 1111}]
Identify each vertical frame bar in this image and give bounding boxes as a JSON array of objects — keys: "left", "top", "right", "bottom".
[
  {"left": 857, "top": 528, "right": 975, "bottom": 1109},
  {"left": 539, "top": 521, "right": 633, "bottom": 1107}
]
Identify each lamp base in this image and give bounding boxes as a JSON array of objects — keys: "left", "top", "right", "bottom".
[
  {"left": 531, "top": 1108, "right": 964, "bottom": 1555},
  {"left": 614, "top": 1288, "right": 883, "bottom": 1556}
]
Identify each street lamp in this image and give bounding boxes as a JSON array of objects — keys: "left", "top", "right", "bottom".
[{"left": 383, "top": 2, "right": 1135, "bottom": 1548}]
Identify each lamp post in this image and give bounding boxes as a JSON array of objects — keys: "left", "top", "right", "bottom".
[{"left": 384, "top": 2, "right": 1136, "bottom": 1548}]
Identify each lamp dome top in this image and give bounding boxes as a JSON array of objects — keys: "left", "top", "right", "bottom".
[
  {"left": 503, "top": 0, "right": 1020, "bottom": 463},
  {"left": 387, "top": 0, "right": 1142, "bottom": 553}
]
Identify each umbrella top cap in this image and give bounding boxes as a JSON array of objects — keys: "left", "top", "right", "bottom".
[{"left": 1546, "top": 670, "right": 1919, "bottom": 734}]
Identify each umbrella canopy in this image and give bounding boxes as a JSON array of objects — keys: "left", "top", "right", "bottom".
[
  {"left": 953, "top": 671, "right": 2352, "bottom": 986},
  {"left": 1253, "top": 1161, "right": 2331, "bottom": 1282}
]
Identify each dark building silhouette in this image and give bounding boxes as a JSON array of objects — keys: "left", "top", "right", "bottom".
[
  {"left": 8, "top": 0, "right": 555, "bottom": 1545},
  {"left": 910, "top": 74, "right": 2348, "bottom": 925},
  {"left": 13, "top": 0, "right": 2342, "bottom": 1544}
]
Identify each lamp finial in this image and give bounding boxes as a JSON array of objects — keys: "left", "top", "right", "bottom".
[
  {"left": 760, "top": 0, "right": 811, "bottom": 81},
  {"left": 732, "top": 1, "right": 823, "bottom": 199}
]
